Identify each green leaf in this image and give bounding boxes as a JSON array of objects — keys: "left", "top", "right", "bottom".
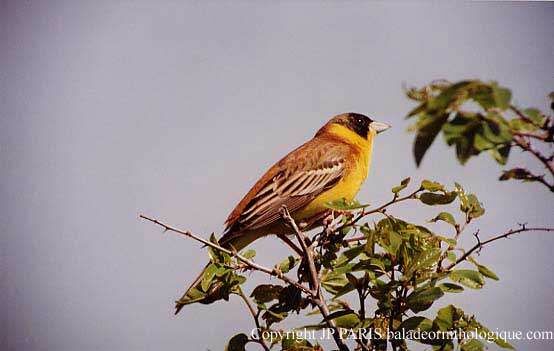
[
  {"left": 490, "top": 144, "right": 511, "bottom": 165},
  {"left": 231, "top": 274, "right": 247, "bottom": 287},
  {"left": 476, "top": 264, "right": 499, "bottom": 281},
  {"left": 430, "top": 212, "right": 456, "bottom": 226},
  {"left": 407, "top": 102, "right": 428, "bottom": 117},
  {"left": 442, "top": 113, "right": 482, "bottom": 164},
  {"left": 398, "top": 316, "right": 433, "bottom": 332},
  {"left": 382, "top": 230, "right": 403, "bottom": 255},
  {"left": 473, "top": 132, "right": 495, "bottom": 151},
  {"left": 242, "top": 249, "right": 256, "bottom": 259},
  {"left": 455, "top": 185, "right": 485, "bottom": 219},
  {"left": 281, "top": 333, "right": 312, "bottom": 350},
  {"left": 207, "top": 233, "right": 231, "bottom": 264},
  {"left": 325, "top": 198, "right": 368, "bottom": 211},
  {"left": 421, "top": 180, "right": 445, "bottom": 192},
  {"left": 470, "top": 83, "right": 495, "bottom": 110},
  {"left": 263, "top": 310, "right": 287, "bottom": 324},
  {"left": 176, "top": 286, "right": 206, "bottom": 306},
  {"left": 335, "top": 245, "right": 364, "bottom": 267},
  {"left": 443, "top": 112, "right": 477, "bottom": 145},
  {"left": 494, "top": 337, "right": 515, "bottom": 349},
  {"left": 201, "top": 264, "right": 219, "bottom": 292},
  {"left": 225, "top": 333, "right": 249, "bottom": 351},
  {"left": 407, "top": 287, "right": 445, "bottom": 312},
  {"left": 250, "top": 284, "right": 283, "bottom": 304},
  {"left": 473, "top": 323, "right": 514, "bottom": 349},
  {"left": 429, "top": 80, "right": 473, "bottom": 111},
  {"left": 345, "top": 273, "right": 359, "bottom": 289},
  {"left": 414, "top": 114, "right": 449, "bottom": 166},
  {"left": 482, "top": 113, "right": 512, "bottom": 144},
  {"left": 419, "top": 191, "right": 457, "bottom": 205},
  {"left": 523, "top": 107, "right": 545, "bottom": 125},
  {"left": 277, "top": 255, "right": 299, "bottom": 273},
  {"left": 491, "top": 82, "right": 512, "bottom": 110},
  {"left": 449, "top": 270, "right": 484, "bottom": 289},
  {"left": 321, "top": 271, "right": 349, "bottom": 295},
  {"left": 509, "top": 118, "right": 538, "bottom": 132},
  {"left": 404, "top": 248, "right": 441, "bottom": 279},
  {"left": 434, "top": 305, "right": 455, "bottom": 331},
  {"left": 460, "top": 339, "right": 484, "bottom": 351},
  {"left": 467, "top": 194, "right": 485, "bottom": 219},
  {"left": 438, "top": 282, "right": 464, "bottom": 293},
  {"left": 446, "top": 251, "right": 457, "bottom": 263},
  {"left": 392, "top": 177, "right": 411, "bottom": 194},
  {"left": 327, "top": 311, "right": 360, "bottom": 328},
  {"left": 437, "top": 236, "right": 457, "bottom": 246},
  {"left": 499, "top": 167, "right": 536, "bottom": 182}
]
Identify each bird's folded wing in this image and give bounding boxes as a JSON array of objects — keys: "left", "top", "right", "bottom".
[{"left": 225, "top": 141, "right": 348, "bottom": 232}]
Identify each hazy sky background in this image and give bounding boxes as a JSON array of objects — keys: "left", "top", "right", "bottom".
[{"left": 1, "top": 1, "right": 553, "bottom": 350}]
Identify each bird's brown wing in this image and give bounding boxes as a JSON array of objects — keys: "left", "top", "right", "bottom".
[{"left": 224, "top": 138, "right": 349, "bottom": 233}]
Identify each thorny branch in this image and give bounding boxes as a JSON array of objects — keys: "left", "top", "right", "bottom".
[
  {"left": 509, "top": 104, "right": 554, "bottom": 192},
  {"left": 446, "top": 225, "right": 554, "bottom": 270},
  {"left": 139, "top": 214, "right": 312, "bottom": 295}
]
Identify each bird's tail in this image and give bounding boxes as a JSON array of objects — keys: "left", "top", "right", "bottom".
[{"left": 174, "top": 229, "right": 261, "bottom": 315}]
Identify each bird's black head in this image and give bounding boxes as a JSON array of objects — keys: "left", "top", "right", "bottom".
[
  {"left": 317, "top": 112, "right": 391, "bottom": 139},
  {"left": 341, "top": 113, "right": 373, "bottom": 138}
]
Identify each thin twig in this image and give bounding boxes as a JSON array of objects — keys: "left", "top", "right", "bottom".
[
  {"left": 139, "top": 214, "right": 312, "bottom": 295},
  {"left": 513, "top": 135, "right": 554, "bottom": 179},
  {"left": 509, "top": 105, "right": 554, "bottom": 178},
  {"left": 237, "top": 287, "right": 270, "bottom": 351},
  {"left": 337, "top": 188, "right": 423, "bottom": 233},
  {"left": 513, "top": 131, "right": 549, "bottom": 141},
  {"left": 446, "top": 226, "right": 554, "bottom": 270}
]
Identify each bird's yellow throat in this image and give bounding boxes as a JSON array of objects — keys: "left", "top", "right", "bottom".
[
  {"left": 324, "top": 122, "right": 375, "bottom": 150},
  {"left": 295, "top": 123, "right": 375, "bottom": 220}
]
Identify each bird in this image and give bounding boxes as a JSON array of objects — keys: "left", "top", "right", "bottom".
[{"left": 175, "top": 112, "right": 390, "bottom": 314}]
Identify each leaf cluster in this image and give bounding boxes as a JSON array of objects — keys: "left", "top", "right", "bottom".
[
  {"left": 193, "top": 179, "right": 512, "bottom": 351},
  {"left": 406, "top": 80, "right": 554, "bottom": 191}
]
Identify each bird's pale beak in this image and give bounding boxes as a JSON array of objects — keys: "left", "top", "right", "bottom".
[{"left": 371, "top": 121, "right": 391, "bottom": 134}]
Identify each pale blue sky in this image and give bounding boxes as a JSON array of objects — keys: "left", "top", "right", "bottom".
[{"left": 1, "top": 1, "right": 553, "bottom": 350}]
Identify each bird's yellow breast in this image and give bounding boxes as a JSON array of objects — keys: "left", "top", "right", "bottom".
[{"left": 295, "top": 124, "right": 375, "bottom": 220}]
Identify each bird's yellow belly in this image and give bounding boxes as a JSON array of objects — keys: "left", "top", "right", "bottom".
[{"left": 295, "top": 157, "right": 369, "bottom": 220}]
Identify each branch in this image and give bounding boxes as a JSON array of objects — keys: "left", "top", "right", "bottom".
[
  {"left": 446, "top": 226, "right": 554, "bottom": 270},
  {"left": 336, "top": 187, "right": 423, "bottom": 236},
  {"left": 509, "top": 104, "right": 554, "bottom": 183},
  {"left": 513, "top": 135, "right": 554, "bottom": 180},
  {"left": 139, "top": 214, "right": 312, "bottom": 295},
  {"left": 513, "top": 131, "right": 549, "bottom": 141},
  {"left": 237, "top": 287, "right": 270, "bottom": 351},
  {"left": 282, "top": 207, "right": 319, "bottom": 292},
  {"left": 280, "top": 207, "right": 349, "bottom": 351},
  {"left": 510, "top": 105, "right": 544, "bottom": 128}
]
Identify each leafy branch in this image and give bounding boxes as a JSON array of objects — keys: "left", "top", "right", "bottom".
[
  {"left": 405, "top": 80, "right": 554, "bottom": 192},
  {"left": 141, "top": 177, "right": 553, "bottom": 351}
]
